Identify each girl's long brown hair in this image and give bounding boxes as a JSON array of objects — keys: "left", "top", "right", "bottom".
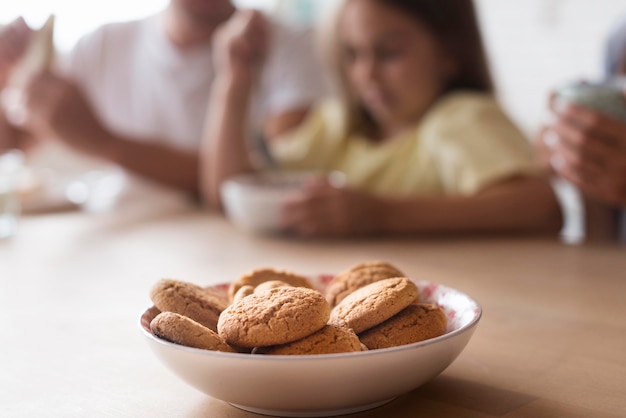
[{"left": 321, "top": 0, "right": 494, "bottom": 137}]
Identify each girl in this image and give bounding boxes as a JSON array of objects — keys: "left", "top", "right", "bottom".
[{"left": 202, "top": 0, "right": 562, "bottom": 237}]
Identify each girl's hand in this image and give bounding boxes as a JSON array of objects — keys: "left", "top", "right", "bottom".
[
  {"left": 544, "top": 98, "right": 626, "bottom": 207},
  {"left": 212, "top": 9, "right": 269, "bottom": 84},
  {"left": 281, "top": 179, "right": 384, "bottom": 238}
]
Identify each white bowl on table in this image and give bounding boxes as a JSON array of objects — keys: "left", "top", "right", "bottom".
[
  {"left": 220, "top": 170, "right": 345, "bottom": 234},
  {"left": 139, "top": 277, "right": 482, "bottom": 417}
]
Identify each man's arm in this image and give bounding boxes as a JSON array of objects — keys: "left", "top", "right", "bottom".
[
  {"left": 22, "top": 71, "right": 199, "bottom": 192},
  {"left": 93, "top": 130, "right": 199, "bottom": 193},
  {"left": 0, "top": 17, "right": 32, "bottom": 89}
]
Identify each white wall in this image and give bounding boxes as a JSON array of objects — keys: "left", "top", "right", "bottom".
[
  {"left": 0, "top": 0, "right": 273, "bottom": 51},
  {"left": 476, "top": 0, "right": 626, "bottom": 137},
  {"left": 0, "top": 1, "right": 169, "bottom": 52}
]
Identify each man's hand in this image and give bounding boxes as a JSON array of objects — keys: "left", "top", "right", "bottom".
[
  {"left": 0, "top": 110, "right": 36, "bottom": 152},
  {"left": 0, "top": 17, "right": 32, "bottom": 87},
  {"left": 21, "top": 71, "right": 111, "bottom": 155}
]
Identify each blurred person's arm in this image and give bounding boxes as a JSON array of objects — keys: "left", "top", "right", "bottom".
[
  {"left": 0, "top": 17, "right": 32, "bottom": 89},
  {"left": 543, "top": 101, "right": 626, "bottom": 204},
  {"left": 537, "top": 120, "right": 621, "bottom": 243},
  {"left": 540, "top": 100, "right": 626, "bottom": 241},
  {"left": 539, "top": 16, "right": 626, "bottom": 242},
  {"left": 0, "top": 18, "right": 36, "bottom": 151},
  {"left": 534, "top": 126, "right": 553, "bottom": 173},
  {"left": 1, "top": 17, "right": 200, "bottom": 193},
  {"left": 279, "top": 175, "right": 562, "bottom": 237},
  {"left": 201, "top": 10, "right": 311, "bottom": 208},
  {"left": 201, "top": 10, "right": 268, "bottom": 208},
  {"left": 20, "top": 70, "right": 199, "bottom": 192},
  {"left": 0, "top": 111, "right": 36, "bottom": 152}
]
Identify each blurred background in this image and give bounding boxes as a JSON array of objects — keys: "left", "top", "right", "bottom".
[
  {"left": 2, "top": 0, "right": 625, "bottom": 137},
  {"left": 2, "top": 0, "right": 626, "bottom": 240}
]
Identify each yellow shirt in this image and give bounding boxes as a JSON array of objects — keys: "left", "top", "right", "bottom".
[{"left": 270, "top": 92, "right": 539, "bottom": 197}]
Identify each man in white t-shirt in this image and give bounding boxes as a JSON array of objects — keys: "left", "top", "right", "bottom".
[{"left": 0, "top": 0, "right": 328, "bottom": 196}]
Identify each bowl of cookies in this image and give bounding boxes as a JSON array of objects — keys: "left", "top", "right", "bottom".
[{"left": 139, "top": 262, "right": 481, "bottom": 417}]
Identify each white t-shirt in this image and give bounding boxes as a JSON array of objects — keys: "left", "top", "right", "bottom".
[{"left": 60, "top": 12, "right": 329, "bottom": 154}]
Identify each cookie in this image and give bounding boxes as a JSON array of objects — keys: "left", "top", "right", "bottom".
[
  {"left": 329, "top": 277, "right": 418, "bottom": 334},
  {"left": 325, "top": 261, "right": 406, "bottom": 307},
  {"left": 232, "top": 285, "right": 254, "bottom": 304},
  {"left": 228, "top": 268, "right": 313, "bottom": 302},
  {"left": 253, "top": 325, "right": 365, "bottom": 355},
  {"left": 150, "top": 279, "right": 228, "bottom": 332},
  {"left": 150, "top": 311, "right": 235, "bottom": 352},
  {"left": 218, "top": 286, "right": 330, "bottom": 348},
  {"left": 253, "top": 280, "right": 292, "bottom": 294},
  {"left": 359, "top": 304, "right": 447, "bottom": 350}
]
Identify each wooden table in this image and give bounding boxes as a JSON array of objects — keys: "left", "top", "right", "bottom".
[{"left": 1, "top": 185, "right": 625, "bottom": 418}]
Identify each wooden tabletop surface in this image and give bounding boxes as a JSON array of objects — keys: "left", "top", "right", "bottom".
[{"left": 1, "top": 185, "right": 625, "bottom": 418}]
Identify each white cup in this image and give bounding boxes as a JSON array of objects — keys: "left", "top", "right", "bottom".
[
  {"left": 555, "top": 79, "right": 626, "bottom": 122},
  {"left": 0, "top": 150, "right": 24, "bottom": 239}
]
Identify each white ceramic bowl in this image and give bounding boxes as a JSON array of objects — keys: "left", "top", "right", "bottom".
[
  {"left": 139, "top": 277, "right": 482, "bottom": 417},
  {"left": 220, "top": 171, "right": 345, "bottom": 234}
]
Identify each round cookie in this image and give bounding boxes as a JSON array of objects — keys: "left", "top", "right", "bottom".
[
  {"left": 218, "top": 286, "right": 330, "bottom": 348},
  {"left": 228, "top": 268, "right": 313, "bottom": 302},
  {"left": 150, "top": 279, "right": 228, "bottom": 332},
  {"left": 150, "top": 311, "right": 235, "bottom": 352},
  {"left": 232, "top": 285, "right": 255, "bottom": 304},
  {"left": 329, "top": 277, "right": 418, "bottom": 334},
  {"left": 253, "top": 280, "right": 292, "bottom": 294},
  {"left": 252, "top": 325, "right": 365, "bottom": 355},
  {"left": 359, "top": 304, "right": 447, "bottom": 350},
  {"left": 325, "top": 261, "right": 407, "bottom": 307}
]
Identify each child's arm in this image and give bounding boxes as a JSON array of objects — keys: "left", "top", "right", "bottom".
[
  {"left": 282, "top": 175, "right": 562, "bottom": 237},
  {"left": 379, "top": 176, "right": 562, "bottom": 235}
]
